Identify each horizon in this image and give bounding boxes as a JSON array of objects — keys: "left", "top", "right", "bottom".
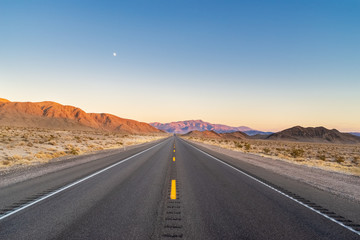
[
  {"left": 1, "top": 97, "right": 359, "bottom": 133},
  {"left": 1, "top": 1, "right": 360, "bottom": 132}
]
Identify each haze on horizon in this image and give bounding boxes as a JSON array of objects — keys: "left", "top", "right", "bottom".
[{"left": 1, "top": 0, "right": 359, "bottom": 132}]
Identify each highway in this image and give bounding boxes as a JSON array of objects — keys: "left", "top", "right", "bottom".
[{"left": 0, "top": 136, "right": 359, "bottom": 239}]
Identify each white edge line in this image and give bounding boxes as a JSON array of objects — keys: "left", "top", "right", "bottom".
[
  {"left": 180, "top": 138, "right": 360, "bottom": 236},
  {"left": 0, "top": 140, "right": 167, "bottom": 221}
]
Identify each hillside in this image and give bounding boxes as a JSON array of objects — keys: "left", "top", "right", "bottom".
[
  {"left": 220, "top": 131, "right": 248, "bottom": 140},
  {"left": 0, "top": 98, "right": 10, "bottom": 103},
  {"left": 267, "top": 126, "right": 360, "bottom": 144},
  {"left": 0, "top": 99, "right": 162, "bottom": 134},
  {"left": 183, "top": 130, "right": 223, "bottom": 139},
  {"left": 150, "top": 120, "right": 268, "bottom": 135},
  {"left": 183, "top": 130, "right": 248, "bottom": 140},
  {"left": 183, "top": 126, "right": 360, "bottom": 144},
  {"left": 349, "top": 132, "right": 360, "bottom": 137}
]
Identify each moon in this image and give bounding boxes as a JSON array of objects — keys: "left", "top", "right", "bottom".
[{"left": 113, "top": 52, "right": 117, "bottom": 57}]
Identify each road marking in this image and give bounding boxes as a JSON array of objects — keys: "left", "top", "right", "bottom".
[
  {"left": 181, "top": 139, "right": 360, "bottom": 236},
  {"left": 173, "top": 157, "right": 175, "bottom": 162},
  {"left": 171, "top": 180, "right": 177, "bottom": 199},
  {"left": 0, "top": 140, "right": 167, "bottom": 221}
]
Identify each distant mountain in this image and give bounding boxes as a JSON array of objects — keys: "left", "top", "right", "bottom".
[
  {"left": 0, "top": 98, "right": 162, "bottom": 134},
  {"left": 183, "top": 125, "right": 360, "bottom": 144},
  {"left": 183, "top": 130, "right": 248, "bottom": 140},
  {"left": 249, "top": 134, "right": 270, "bottom": 140},
  {"left": 349, "top": 132, "right": 360, "bottom": 137},
  {"left": 267, "top": 126, "right": 360, "bottom": 144},
  {"left": 183, "top": 130, "right": 223, "bottom": 139},
  {"left": 150, "top": 120, "right": 270, "bottom": 135},
  {"left": 243, "top": 130, "right": 273, "bottom": 136},
  {"left": 221, "top": 131, "right": 248, "bottom": 140}
]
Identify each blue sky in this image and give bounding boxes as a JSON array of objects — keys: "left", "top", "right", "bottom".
[{"left": 1, "top": 0, "right": 359, "bottom": 131}]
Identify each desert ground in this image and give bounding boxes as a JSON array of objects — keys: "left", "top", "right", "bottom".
[
  {"left": 0, "top": 126, "right": 166, "bottom": 169},
  {"left": 182, "top": 136, "right": 360, "bottom": 176}
]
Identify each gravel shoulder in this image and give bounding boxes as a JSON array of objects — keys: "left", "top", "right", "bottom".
[{"left": 188, "top": 139, "right": 360, "bottom": 204}]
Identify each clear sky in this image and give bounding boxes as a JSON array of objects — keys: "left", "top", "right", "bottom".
[{"left": 1, "top": 0, "right": 359, "bottom": 132}]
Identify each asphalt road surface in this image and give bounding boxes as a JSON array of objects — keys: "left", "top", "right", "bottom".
[{"left": 0, "top": 136, "right": 359, "bottom": 239}]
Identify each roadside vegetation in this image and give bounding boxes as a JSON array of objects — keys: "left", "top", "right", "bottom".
[
  {"left": 183, "top": 136, "right": 360, "bottom": 176},
  {"left": 0, "top": 126, "right": 165, "bottom": 168}
]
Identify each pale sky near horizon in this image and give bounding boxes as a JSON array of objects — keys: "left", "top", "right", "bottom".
[{"left": 1, "top": 0, "right": 359, "bottom": 132}]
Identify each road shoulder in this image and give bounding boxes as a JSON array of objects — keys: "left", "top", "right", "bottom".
[{"left": 182, "top": 138, "right": 360, "bottom": 225}]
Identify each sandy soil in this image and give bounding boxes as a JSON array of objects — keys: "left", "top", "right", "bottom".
[
  {"left": 183, "top": 136, "right": 360, "bottom": 176},
  {"left": 185, "top": 138, "right": 360, "bottom": 203},
  {"left": 0, "top": 138, "right": 167, "bottom": 188},
  {"left": 0, "top": 126, "right": 166, "bottom": 169}
]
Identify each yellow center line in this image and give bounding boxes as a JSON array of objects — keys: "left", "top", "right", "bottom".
[
  {"left": 170, "top": 180, "right": 176, "bottom": 199},
  {"left": 173, "top": 157, "right": 175, "bottom": 162}
]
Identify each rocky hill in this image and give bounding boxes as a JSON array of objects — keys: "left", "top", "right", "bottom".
[
  {"left": 266, "top": 126, "right": 360, "bottom": 144},
  {"left": 0, "top": 98, "right": 162, "bottom": 134},
  {"left": 183, "top": 130, "right": 223, "bottom": 139},
  {"left": 182, "top": 125, "right": 360, "bottom": 144}
]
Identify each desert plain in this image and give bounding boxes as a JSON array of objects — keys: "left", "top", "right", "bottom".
[
  {"left": 0, "top": 126, "right": 166, "bottom": 169},
  {"left": 183, "top": 136, "right": 360, "bottom": 176}
]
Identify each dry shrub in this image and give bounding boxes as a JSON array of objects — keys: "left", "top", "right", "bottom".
[
  {"left": 34, "top": 151, "right": 53, "bottom": 159},
  {"left": 7, "top": 155, "right": 22, "bottom": 161},
  {"left": 1, "top": 160, "right": 11, "bottom": 166},
  {"left": 234, "top": 141, "right": 243, "bottom": 148},
  {"left": 52, "top": 151, "right": 67, "bottom": 158},
  {"left": 263, "top": 148, "right": 271, "bottom": 154},
  {"left": 335, "top": 155, "right": 345, "bottom": 164},
  {"left": 289, "top": 148, "right": 305, "bottom": 158},
  {"left": 74, "top": 136, "right": 82, "bottom": 143},
  {"left": 67, "top": 146, "right": 80, "bottom": 155}
]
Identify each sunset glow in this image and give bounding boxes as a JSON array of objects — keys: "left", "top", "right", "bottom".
[{"left": 1, "top": 1, "right": 359, "bottom": 132}]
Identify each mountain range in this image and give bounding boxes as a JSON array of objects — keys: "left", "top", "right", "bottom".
[
  {"left": 0, "top": 98, "right": 162, "bottom": 134},
  {"left": 183, "top": 126, "right": 360, "bottom": 144},
  {"left": 150, "top": 120, "right": 272, "bottom": 135},
  {"left": 1, "top": 98, "right": 359, "bottom": 143}
]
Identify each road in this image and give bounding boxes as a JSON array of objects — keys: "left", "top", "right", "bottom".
[{"left": 0, "top": 136, "right": 359, "bottom": 239}]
